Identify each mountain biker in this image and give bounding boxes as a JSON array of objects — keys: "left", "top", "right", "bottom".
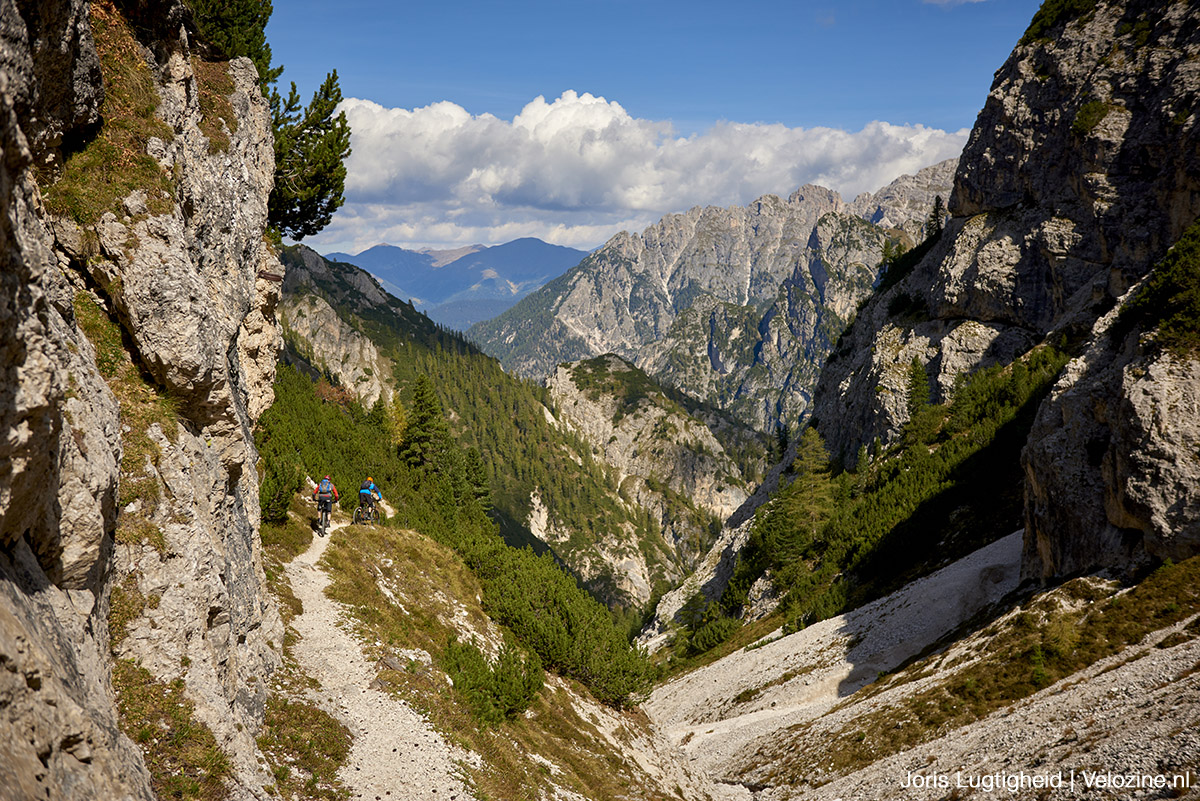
[
  {"left": 312, "top": 475, "right": 339, "bottom": 533},
  {"left": 358, "top": 476, "right": 382, "bottom": 518}
]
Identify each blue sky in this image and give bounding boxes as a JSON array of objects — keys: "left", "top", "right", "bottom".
[{"left": 266, "top": 0, "right": 1044, "bottom": 253}]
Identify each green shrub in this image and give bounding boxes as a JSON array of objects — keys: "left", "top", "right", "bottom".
[
  {"left": 689, "top": 615, "right": 739, "bottom": 654},
  {"left": 441, "top": 637, "right": 543, "bottom": 727},
  {"left": 1020, "top": 0, "right": 1098, "bottom": 45},
  {"left": 259, "top": 451, "right": 301, "bottom": 523},
  {"left": 1117, "top": 218, "right": 1200, "bottom": 355},
  {"left": 1072, "top": 100, "right": 1111, "bottom": 137}
]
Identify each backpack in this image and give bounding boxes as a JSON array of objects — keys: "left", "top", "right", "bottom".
[
  {"left": 318, "top": 478, "right": 333, "bottom": 500},
  {"left": 360, "top": 480, "right": 372, "bottom": 493}
]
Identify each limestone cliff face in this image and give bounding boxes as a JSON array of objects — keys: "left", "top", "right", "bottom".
[
  {"left": 1, "top": 1, "right": 284, "bottom": 797},
  {"left": 1023, "top": 268, "right": 1200, "bottom": 580},
  {"left": 280, "top": 248, "right": 394, "bottom": 408},
  {"left": 809, "top": 0, "right": 1200, "bottom": 578},
  {"left": 546, "top": 355, "right": 761, "bottom": 593},
  {"left": 472, "top": 165, "right": 955, "bottom": 433}
]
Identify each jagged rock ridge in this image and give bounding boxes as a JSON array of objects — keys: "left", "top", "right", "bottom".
[
  {"left": 546, "top": 355, "right": 765, "bottom": 583},
  {"left": 470, "top": 160, "right": 957, "bottom": 433}
]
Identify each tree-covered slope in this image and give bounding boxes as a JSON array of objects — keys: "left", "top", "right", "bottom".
[{"left": 278, "top": 244, "right": 754, "bottom": 610}]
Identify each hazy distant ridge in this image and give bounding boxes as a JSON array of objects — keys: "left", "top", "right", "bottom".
[{"left": 324, "top": 237, "right": 587, "bottom": 329}]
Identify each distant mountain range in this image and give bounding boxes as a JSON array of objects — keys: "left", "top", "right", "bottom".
[{"left": 323, "top": 237, "right": 588, "bottom": 329}]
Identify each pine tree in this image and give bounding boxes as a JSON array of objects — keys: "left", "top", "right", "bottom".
[
  {"left": 906, "top": 357, "right": 930, "bottom": 418},
  {"left": 775, "top": 421, "right": 790, "bottom": 462},
  {"left": 367, "top": 396, "right": 387, "bottom": 429},
  {"left": 269, "top": 71, "right": 352, "bottom": 239},
  {"left": 184, "top": 1, "right": 350, "bottom": 239},
  {"left": 186, "top": 0, "right": 281, "bottom": 83},
  {"left": 463, "top": 447, "right": 492, "bottom": 513},
  {"left": 399, "top": 374, "right": 452, "bottom": 472},
  {"left": 926, "top": 195, "right": 946, "bottom": 240},
  {"left": 383, "top": 397, "right": 407, "bottom": 449},
  {"left": 780, "top": 428, "right": 835, "bottom": 551}
]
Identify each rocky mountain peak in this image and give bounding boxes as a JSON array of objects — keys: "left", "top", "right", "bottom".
[
  {"left": 471, "top": 163, "right": 954, "bottom": 434},
  {"left": 850, "top": 157, "right": 958, "bottom": 241}
]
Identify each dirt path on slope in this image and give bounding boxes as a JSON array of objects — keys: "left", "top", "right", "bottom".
[{"left": 285, "top": 518, "right": 477, "bottom": 800}]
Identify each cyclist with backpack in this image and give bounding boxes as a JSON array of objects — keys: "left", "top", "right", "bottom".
[
  {"left": 312, "top": 475, "right": 339, "bottom": 536},
  {"left": 356, "top": 476, "right": 382, "bottom": 524}
]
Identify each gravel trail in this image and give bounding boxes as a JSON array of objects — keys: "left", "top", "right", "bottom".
[{"left": 285, "top": 518, "right": 477, "bottom": 800}]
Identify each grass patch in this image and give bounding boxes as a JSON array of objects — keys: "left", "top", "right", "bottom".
[
  {"left": 322, "top": 524, "right": 492, "bottom": 663},
  {"left": 753, "top": 556, "right": 1200, "bottom": 786},
  {"left": 112, "top": 660, "right": 231, "bottom": 800},
  {"left": 73, "top": 290, "right": 125, "bottom": 377},
  {"left": 114, "top": 516, "right": 166, "bottom": 551},
  {"left": 192, "top": 57, "right": 237, "bottom": 153},
  {"left": 42, "top": 0, "right": 174, "bottom": 223},
  {"left": 108, "top": 572, "right": 146, "bottom": 647},
  {"left": 256, "top": 697, "right": 351, "bottom": 801},
  {"left": 1117, "top": 218, "right": 1200, "bottom": 356}
]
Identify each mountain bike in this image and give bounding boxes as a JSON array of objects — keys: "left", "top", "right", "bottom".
[
  {"left": 318, "top": 500, "right": 331, "bottom": 537},
  {"left": 353, "top": 500, "right": 379, "bottom": 525}
]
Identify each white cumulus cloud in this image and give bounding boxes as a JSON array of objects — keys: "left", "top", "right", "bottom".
[{"left": 311, "top": 90, "right": 967, "bottom": 253}]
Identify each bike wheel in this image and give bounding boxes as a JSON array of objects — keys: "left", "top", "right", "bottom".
[
  {"left": 371, "top": 508, "right": 379, "bottom": 524},
  {"left": 353, "top": 507, "right": 362, "bottom": 525}
]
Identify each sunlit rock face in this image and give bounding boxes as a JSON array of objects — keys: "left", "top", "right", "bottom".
[
  {"left": 1, "top": 0, "right": 285, "bottom": 796},
  {"left": 808, "top": 0, "right": 1200, "bottom": 580},
  {"left": 471, "top": 161, "right": 956, "bottom": 434}
]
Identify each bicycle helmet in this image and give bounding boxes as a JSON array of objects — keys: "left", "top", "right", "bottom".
[
  {"left": 324, "top": 475, "right": 330, "bottom": 480},
  {"left": 367, "top": 476, "right": 373, "bottom": 483}
]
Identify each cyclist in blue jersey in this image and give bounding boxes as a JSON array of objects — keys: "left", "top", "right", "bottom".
[{"left": 358, "top": 476, "right": 382, "bottom": 520}]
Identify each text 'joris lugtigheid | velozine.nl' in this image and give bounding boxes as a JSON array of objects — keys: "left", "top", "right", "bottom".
[{"left": 901, "top": 768, "right": 1195, "bottom": 794}]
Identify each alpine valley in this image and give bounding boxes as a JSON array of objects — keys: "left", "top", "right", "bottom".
[{"left": 2, "top": 1, "right": 1199, "bottom": 801}]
